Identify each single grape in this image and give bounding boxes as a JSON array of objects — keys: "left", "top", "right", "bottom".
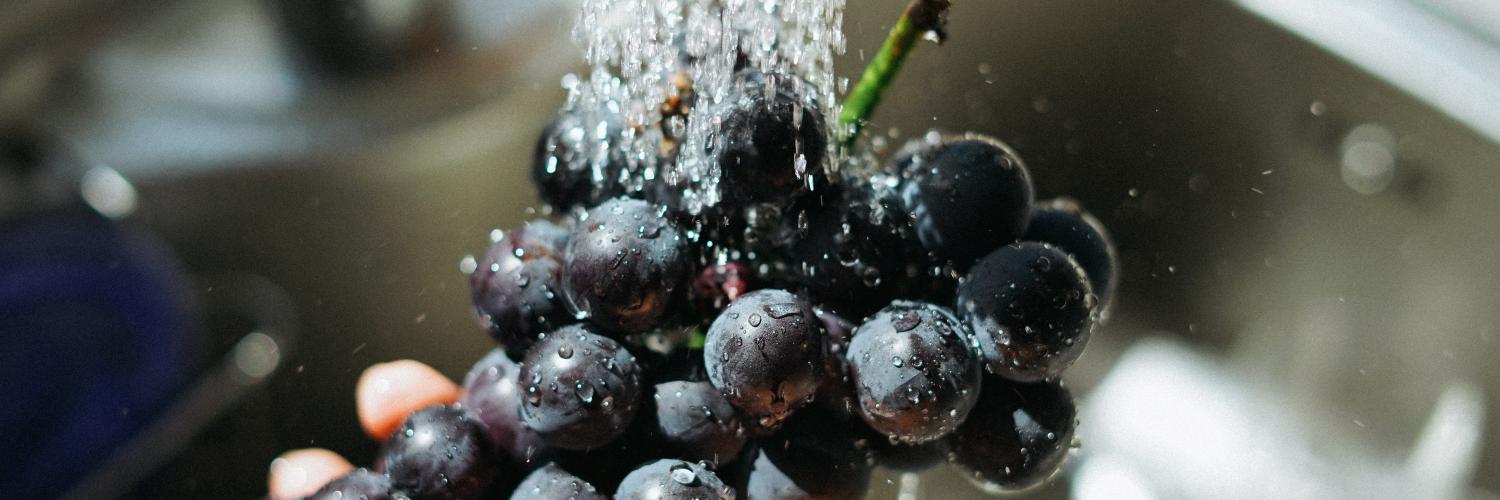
[
  {"left": 378, "top": 405, "right": 497, "bottom": 500},
  {"left": 562, "top": 197, "right": 690, "bottom": 335},
  {"left": 703, "top": 289, "right": 825, "bottom": 432},
  {"left": 845, "top": 301, "right": 982, "bottom": 444},
  {"left": 615, "top": 459, "right": 735, "bottom": 500},
  {"left": 470, "top": 220, "right": 574, "bottom": 354},
  {"left": 653, "top": 380, "right": 748, "bottom": 466},
  {"left": 812, "top": 307, "right": 857, "bottom": 417},
  {"left": 460, "top": 348, "right": 553, "bottom": 466},
  {"left": 896, "top": 133, "right": 1034, "bottom": 271},
  {"left": 956, "top": 242, "right": 1097, "bottom": 382},
  {"left": 747, "top": 408, "right": 873, "bottom": 500},
  {"left": 518, "top": 324, "right": 643, "bottom": 450},
  {"left": 1023, "top": 197, "right": 1118, "bottom": 317},
  {"left": 304, "top": 468, "right": 393, "bottom": 500},
  {"left": 531, "top": 111, "right": 627, "bottom": 210},
  {"left": 507, "top": 463, "right": 606, "bottom": 500},
  {"left": 715, "top": 70, "right": 828, "bottom": 208},
  {"left": 814, "top": 308, "right": 856, "bottom": 373},
  {"left": 948, "top": 377, "right": 1076, "bottom": 492},
  {"left": 784, "top": 179, "right": 913, "bottom": 319}
]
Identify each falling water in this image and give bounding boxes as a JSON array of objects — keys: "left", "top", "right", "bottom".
[{"left": 564, "top": 0, "right": 847, "bottom": 215}]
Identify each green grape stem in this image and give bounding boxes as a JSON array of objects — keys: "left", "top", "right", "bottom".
[{"left": 838, "top": 0, "right": 952, "bottom": 148}]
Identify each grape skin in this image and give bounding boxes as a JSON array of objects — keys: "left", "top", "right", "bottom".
[
  {"left": 1024, "top": 197, "right": 1119, "bottom": 318},
  {"left": 460, "top": 348, "right": 553, "bottom": 466},
  {"left": 562, "top": 198, "right": 690, "bottom": 335},
  {"left": 469, "top": 220, "right": 574, "bottom": 356},
  {"left": 653, "top": 380, "right": 749, "bottom": 466},
  {"left": 844, "top": 301, "right": 982, "bottom": 444},
  {"left": 615, "top": 459, "right": 735, "bottom": 500},
  {"left": 957, "top": 242, "right": 1098, "bottom": 382},
  {"left": 703, "top": 289, "right": 826, "bottom": 433},
  {"left": 518, "top": 325, "right": 643, "bottom": 451},
  {"left": 949, "top": 378, "right": 1077, "bottom": 492},
  {"left": 896, "top": 134, "right": 1035, "bottom": 272},
  {"left": 377, "top": 405, "right": 498, "bottom": 500},
  {"left": 507, "top": 463, "right": 606, "bottom": 500},
  {"left": 304, "top": 468, "right": 394, "bottom": 500}
]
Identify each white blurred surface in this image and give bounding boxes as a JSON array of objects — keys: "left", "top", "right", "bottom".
[
  {"left": 1073, "top": 340, "right": 1485, "bottom": 500},
  {"left": 1236, "top": 0, "right": 1500, "bottom": 143}
]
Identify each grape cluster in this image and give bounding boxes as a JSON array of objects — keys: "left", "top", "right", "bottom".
[{"left": 294, "top": 36, "right": 1118, "bottom": 500}]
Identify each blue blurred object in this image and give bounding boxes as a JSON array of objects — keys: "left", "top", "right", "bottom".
[{"left": 0, "top": 207, "right": 193, "bottom": 498}]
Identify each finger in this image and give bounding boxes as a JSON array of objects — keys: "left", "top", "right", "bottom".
[
  {"left": 267, "top": 448, "right": 353, "bottom": 500},
  {"left": 356, "top": 359, "right": 461, "bottom": 441}
]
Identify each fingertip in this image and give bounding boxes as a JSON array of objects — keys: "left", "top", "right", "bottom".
[
  {"left": 356, "top": 359, "right": 461, "bottom": 441},
  {"left": 267, "top": 448, "right": 353, "bottom": 500}
]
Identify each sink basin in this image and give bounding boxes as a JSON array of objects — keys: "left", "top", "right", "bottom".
[{"left": 5, "top": 0, "right": 1499, "bottom": 497}]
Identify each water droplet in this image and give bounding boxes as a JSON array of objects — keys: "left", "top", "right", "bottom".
[
  {"left": 576, "top": 384, "right": 596, "bottom": 404},
  {"left": 669, "top": 463, "right": 698, "bottom": 485},
  {"left": 766, "top": 303, "right": 802, "bottom": 319}
]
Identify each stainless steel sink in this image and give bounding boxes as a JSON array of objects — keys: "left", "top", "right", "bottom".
[{"left": 5, "top": 0, "right": 1500, "bottom": 497}]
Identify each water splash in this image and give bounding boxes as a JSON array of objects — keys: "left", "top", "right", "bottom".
[{"left": 566, "top": 0, "right": 847, "bottom": 215}]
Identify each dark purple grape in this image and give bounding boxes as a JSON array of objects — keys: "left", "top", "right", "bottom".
[
  {"left": 897, "top": 133, "right": 1034, "bottom": 271},
  {"left": 748, "top": 408, "right": 873, "bottom": 500},
  {"left": 812, "top": 307, "right": 857, "bottom": 417},
  {"left": 378, "top": 405, "right": 497, "bottom": 500},
  {"left": 304, "top": 468, "right": 393, "bottom": 500},
  {"left": 703, "top": 289, "right": 825, "bottom": 432},
  {"left": 531, "top": 111, "right": 627, "bottom": 210},
  {"left": 956, "top": 242, "right": 1097, "bottom": 382},
  {"left": 653, "top": 380, "right": 748, "bottom": 466},
  {"left": 814, "top": 308, "right": 856, "bottom": 372},
  {"left": 615, "top": 459, "right": 735, "bottom": 500},
  {"left": 460, "top": 348, "right": 553, "bottom": 466},
  {"left": 845, "top": 301, "right": 982, "bottom": 444},
  {"left": 785, "top": 179, "right": 914, "bottom": 319},
  {"left": 714, "top": 70, "right": 828, "bottom": 208},
  {"left": 507, "top": 463, "right": 605, "bottom": 500},
  {"left": 518, "top": 324, "right": 643, "bottom": 450},
  {"left": 562, "top": 197, "right": 690, "bottom": 335},
  {"left": 470, "top": 220, "right": 574, "bottom": 353},
  {"left": 1023, "top": 197, "right": 1118, "bottom": 317},
  {"left": 949, "top": 378, "right": 1076, "bottom": 492}
]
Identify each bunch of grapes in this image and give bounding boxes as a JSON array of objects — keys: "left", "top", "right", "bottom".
[{"left": 276, "top": 2, "right": 1121, "bottom": 499}]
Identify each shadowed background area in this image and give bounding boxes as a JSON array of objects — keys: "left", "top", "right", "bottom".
[{"left": 2, "top": 0, "right": 1498, "bottom": 497}]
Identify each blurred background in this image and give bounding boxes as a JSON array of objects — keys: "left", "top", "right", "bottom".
[{"left": 2, "top": 0, "right": 1499, "bottom": 498}]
